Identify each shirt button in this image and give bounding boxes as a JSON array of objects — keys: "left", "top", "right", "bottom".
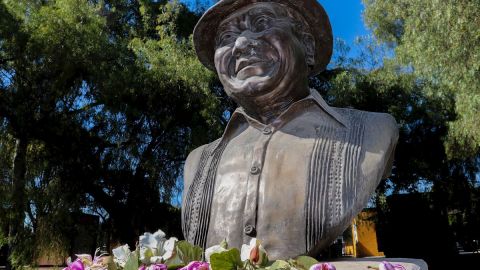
[
  {"left": 244, "top": 225, "right": 256, "bottom": 236},
  {"left": 250, "top": 166, "right": 261, "bottom": 175},
  {"left": 262, "top": 127, "right": 272, "bottom": 135}
]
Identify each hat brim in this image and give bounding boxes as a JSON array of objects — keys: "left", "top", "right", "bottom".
[{"left": 193, "top": 0, "right": 333, "bottom": 76}]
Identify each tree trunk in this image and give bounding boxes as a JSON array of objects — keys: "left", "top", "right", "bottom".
[{"left": 6, "top": 137, "right": 28, "bottom": 270}]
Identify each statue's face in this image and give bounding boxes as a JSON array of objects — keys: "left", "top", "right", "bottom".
[{"left": 214, "top": 2, "right": 312, "bottom": 100}]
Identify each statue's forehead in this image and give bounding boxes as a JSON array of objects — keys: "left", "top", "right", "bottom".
[{"left": 219, "top": 2, "right": 284, "bottom": 28}]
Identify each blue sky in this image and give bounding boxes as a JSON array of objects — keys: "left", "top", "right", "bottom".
[{"left": 321, "top": 0, "right": 369, "bottom": 44}]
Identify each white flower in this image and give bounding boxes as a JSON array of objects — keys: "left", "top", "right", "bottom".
[
  {"left": 139, "top": 230, "right": 167, "bottom": 263},
  {"left": 140, "top": 246, "right": 155, "bottom": 264},
  {"left": 149, "top": 256, "right": 163, "bottom": 264},
  {"left": 240, "top": 239, "right": 255, "bottom": 262},
  {"left": 240, "top": 238, "right": 267, "bottom": 266},
  {"left": 112, "top": 244, "right": 131, "bottom": 268},
  {"left": 204, "top": 245, "right": 227, "bottom": 262},
  {"left": 139, "top": 230, "right": 177, "bottom": 264},
  {"left": 139, "top": 230, "right": 167, "bottom": 250},
  {"left": 161, "top": 237, "right": 178, "bottom": 261}
]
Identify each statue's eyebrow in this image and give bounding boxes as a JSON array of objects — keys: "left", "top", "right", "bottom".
[
  {"left": 218, "top": 15, "right": 245, "bottom": 33},
  {"left": 248, "top": 7, "right": 277, "bottom": 18},
  {"left": 218, "top": 23, "right": 240, "bottom": 34}
]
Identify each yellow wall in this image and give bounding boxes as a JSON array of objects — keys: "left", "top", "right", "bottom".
[
  {"left": 344, "top": 210, "right": 384, "bottom": 258},
  {"left": 355, "top": 211, "right": 384, "bottom": 257}
]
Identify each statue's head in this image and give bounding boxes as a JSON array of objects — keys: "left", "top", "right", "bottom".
[{"left": 193, "top": 0, "right": 333, "bottom": 106}]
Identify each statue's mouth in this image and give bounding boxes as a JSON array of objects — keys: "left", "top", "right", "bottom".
[{"left": 235, "top": 57, "right": 266, "bottom": 73}]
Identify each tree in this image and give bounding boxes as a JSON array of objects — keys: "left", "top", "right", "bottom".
[
  {"left": 1, "top": 0, "right": 226, "bottom": 267},
  {"left": 363, "top": 0, "right": 480, "bottom": 157}
]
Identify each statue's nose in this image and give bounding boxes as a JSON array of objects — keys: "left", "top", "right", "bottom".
[{"left": 232, "top": 36, "right": 251, "bottom": 58}]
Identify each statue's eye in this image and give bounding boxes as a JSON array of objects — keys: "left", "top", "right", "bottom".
[
  {"left": 217, "top": 31, "right": 238, "bottom": 46},
  {"left": 252, "top": 16, "right": 270, "bottom": 32}
]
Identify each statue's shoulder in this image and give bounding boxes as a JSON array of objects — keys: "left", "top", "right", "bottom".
[
  {"left": 184, "top": 144, "right": 207, "bottom": 192},
  {"left": 183, "top": 139, "right": 222, "bottom": 192},
  {"left": 336, "top": 108, "right": 399, "bottom": 178},
  {"left": 363, "top": 110, "right": 399, "bottom": 147},
  {"left": 334, "top": 107, "right": 399, "bottom": 142}
]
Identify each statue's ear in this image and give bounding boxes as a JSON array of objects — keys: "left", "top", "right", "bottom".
[{"left": 302, "top": 32, "right": 315, "bottom": 66}]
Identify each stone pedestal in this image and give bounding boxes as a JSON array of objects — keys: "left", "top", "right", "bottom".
[{"left": 327, "top": 258, "right": 428, "bottom": 270}]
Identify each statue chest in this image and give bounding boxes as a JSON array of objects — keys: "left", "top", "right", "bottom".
[
  {"left": 182, "top": 109, "right": 372, "bottom": 259},
  {"left": 207, "top": 126, "right": 313, "bottom": 259}
]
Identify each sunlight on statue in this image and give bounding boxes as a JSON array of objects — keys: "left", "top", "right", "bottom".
[{"left": 182, "top": 0, "right": 399, "bottom": 260}]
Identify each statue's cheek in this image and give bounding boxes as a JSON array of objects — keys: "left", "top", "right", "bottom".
[{"left": 214, "top": 46, "right": 235, "bottom": 75}]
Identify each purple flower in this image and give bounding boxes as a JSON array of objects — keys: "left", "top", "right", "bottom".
[
  {"left": 179, "top": 261, "right": 209, "bottom": 270},
  {"left": 63, "top": 259, "right": 85, "bottom": 270},
  {"left": 379, "top": 261, "right": 406, "bottom": 270},
  {"left": 138, "top": 265, "right": 146, "bottom": 270},
  {"left": 309, "top": 262, "right": 336, "bottom": 270},
  {"left": 147, "top": 264, "right": 168, "bottom": 270}
]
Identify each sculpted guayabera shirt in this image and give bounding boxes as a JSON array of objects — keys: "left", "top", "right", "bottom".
[{"left": 182, "top": 90, "right": 398, "bottom": 259}]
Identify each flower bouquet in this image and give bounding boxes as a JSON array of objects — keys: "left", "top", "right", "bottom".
[
  {"left": 106, "top": 230, "right": 336, "bottom": 270},
  {"left": 63, "top": 229, "right": 408, "bottom": 270}
]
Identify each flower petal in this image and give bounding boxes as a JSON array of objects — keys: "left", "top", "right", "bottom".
[
  {"left": 380, "top": 262, "right": 395, "bottom": 270},
  {"left": 140, "top": 232, "right": 158, "bottom": 249},
  {"left": 178, "top": 261, "right": 209, "bottom": 270},
  {"left": 149, "top": 256, "right": 163, "bottom": 264},
  {"left": 161, "top": 237, "right": 178, "bottom": 260},
  {"left": 140, "top": 246, "right": 155, "bottom": 264},
  {"left": 147, "top": 264, "right": 167, "bottom": 270},
  {"left": 204, "top": 245, "right": 227, "bottom": 262},
  {"left": 112, "top": 244, "right": 131, "bottom": 266},
  {"left": 69, "top": 259, "right": 85, "bottom": 270}
]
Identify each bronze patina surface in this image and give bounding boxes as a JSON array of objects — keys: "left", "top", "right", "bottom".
[{"left": 182, "top": 0, "right": 399, "bottom": 259}]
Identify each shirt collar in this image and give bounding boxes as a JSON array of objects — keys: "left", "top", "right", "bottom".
[{"left": 212, "top": 89, "right": 347, "bottom": 152}]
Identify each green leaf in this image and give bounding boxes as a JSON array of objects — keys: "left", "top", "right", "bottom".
[
  {"left": 220, "top": 239, "right": 228, "bottom": 249},
  {"left": 123, "top": 252, "right": 139, "bottom": 270},
  {"left": 175, "top": 240, "right": 203, "bottom": 263},
  {"left": 292, "top": 256, "right": 318, "bottom": 270},
  {"left": 210, "top": 248, "right": 242, "bottom": 270},
  {"left": 167, "top": 264, "right": 186, "bottom": 270},
  {"left": 268, "top": 260, "right": 291, "bottom": 270}
]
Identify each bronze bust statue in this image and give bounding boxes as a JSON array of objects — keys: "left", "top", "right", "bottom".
[{"left": 182, "top": 0, "right": 399, "bottom": 260}]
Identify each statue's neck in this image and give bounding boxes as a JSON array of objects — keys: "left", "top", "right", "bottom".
[
  {"left": 239, "top": 86, "right": 310, "bottom": 125},
  {"left": 243, "top": 98, "right": 294, "bottom": 124}
]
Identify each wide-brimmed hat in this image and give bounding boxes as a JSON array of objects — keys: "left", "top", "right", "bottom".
[{"left": 193, "top": 0, "right": 333, "bottom": 76}]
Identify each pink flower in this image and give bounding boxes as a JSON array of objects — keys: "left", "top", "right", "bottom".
[
  {"left": 179, "top": 261, "right": 209, "bottom": 270},
  {"left": 379, "top": 261, "right": 406, "bottom": 270},
  {"left": 309, "top": 262, "right": 336, "bottom": 270},
  {"left": 148, "top": 264, "right": 167, "bottom": 270},
  {"left": 63, "top": 259, "right": 85, "bottom": 270}
]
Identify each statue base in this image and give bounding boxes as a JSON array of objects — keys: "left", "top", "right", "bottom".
[{"left": 326, "top": 257, "right": 428, "bottom": 270}]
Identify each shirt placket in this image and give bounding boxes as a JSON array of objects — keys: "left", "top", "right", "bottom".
[{"left": 243, "top": 125, "right": 274, "bottom": 239}]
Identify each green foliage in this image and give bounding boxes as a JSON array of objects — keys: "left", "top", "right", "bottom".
[
  {"left": 267, "top": 261, "right": 290, "bottom": 270},
  {"left": 0, "top": 0, "right": 225, "bottom": 267},
  {"left": 210, "top": 249, "right": 242, "bottom": 270},
  {"left": 123, "top": 251, "right": 139, "bottom": 270},
  {"left": 363, "top": 0, "right": 480, "bottom": 157},
  {"left": 290, "top": 256, "right": 318, "bottom": 270},
  {"left": 170, "top": 240, "right": 203, "bottom": 266}
]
